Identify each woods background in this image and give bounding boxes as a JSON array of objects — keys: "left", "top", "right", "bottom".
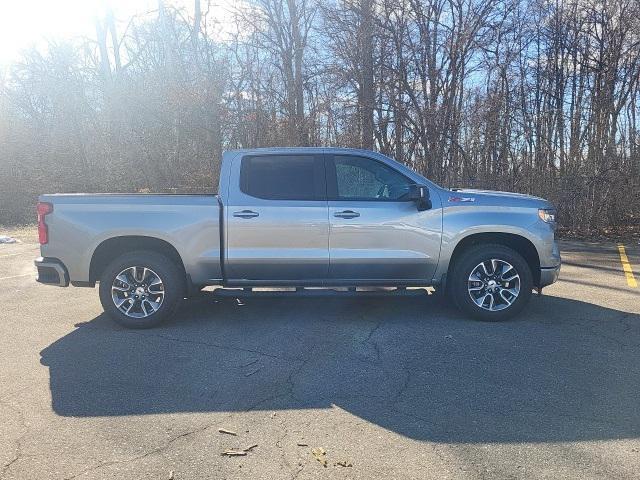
[{"left": 1, "top": 0, "right": 639, "bottom": 231}]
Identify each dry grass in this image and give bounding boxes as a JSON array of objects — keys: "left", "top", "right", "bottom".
[
  {"left": 557, "top": 225, "right": 640, "bottom": 243},
  {"left": 0, "top": 224, "right": 38, "bottom": 244}
]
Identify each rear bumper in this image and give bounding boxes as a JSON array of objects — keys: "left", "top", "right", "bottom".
[
  {"left": 539, "top": 264, "right": 561, "bottom": 288},
  {"left": 34, "top": 257, "right": 69, "bottom": 287}
]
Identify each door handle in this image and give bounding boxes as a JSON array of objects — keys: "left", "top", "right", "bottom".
[
  {"left": 334, "top": 210, "right": 360, "bottom": 219},
  {"left": 233, "top": 210, "right": 259, "bottom": 219}
]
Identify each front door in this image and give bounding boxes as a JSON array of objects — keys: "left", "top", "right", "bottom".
[
  {"left": 225, "top": 153, "right": 329, "bottom": 282},
  {"left": 326, "top": 154, "right": 441, "bottom": 282}
]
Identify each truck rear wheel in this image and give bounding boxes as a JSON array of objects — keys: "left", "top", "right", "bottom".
[
  {"left": 98, "top": 251, "right": 185, "bottom": 329},
  {"left": 449, "top": 244, "right": 533, "bottom": 321}
]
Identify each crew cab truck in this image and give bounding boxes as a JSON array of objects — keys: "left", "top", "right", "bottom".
[{"left": 35, "top": 148, "right": 561, "bottom": 328}]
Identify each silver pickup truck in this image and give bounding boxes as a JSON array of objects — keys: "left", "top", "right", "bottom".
[{"left": 35, "top": 148, "right": 560, "bottom": 328}]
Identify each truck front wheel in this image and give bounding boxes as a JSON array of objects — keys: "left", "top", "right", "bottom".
[
  {"left": 449, "top": 244, "right": 533, "bottom": 321},
  {"left": 98, "top": 251, "right": 185, "bottom": 329}
]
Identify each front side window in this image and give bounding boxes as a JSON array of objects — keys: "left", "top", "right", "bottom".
[
  {"left": 332, "top": 155, "right": 413, "bottom": 200},
  {"left": 240, "top": 155, "right": 324, "bottom": 200}
]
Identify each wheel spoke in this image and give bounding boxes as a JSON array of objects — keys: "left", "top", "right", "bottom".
[
  {"left": 499, "top": 289, "right": 513, "bottom": 305},
  {"left": 124, "top": 267, "right": 137, "bottom": 285},
  {"left": 142, "top": 267, "right": 153, "bottom": 284},
  {"left": 490, "top": 259, "right": 498, "bottom": 275},
  {"left": 144, "top": 298, "right": 160, "bottom": 312},
  {"left": 501, "top": 268, "right": 519, "bottom": 282},
  {"left": 114, "top": 297, "right": 129, "bottom": 308},
  {"left": 504, "top": 287, "right": 519, "bottom": 297},
  {"left": 480, "top": 262, "right": 490, "bottom": 277},
  {"left": 135, "top": 267, "right": 145, "bottom": 283},
  {"left": 474, "top": 293, "right": 490, "bottom": 307},
  {"left": 124, "top": 298, "right": 136, "bottom": 314},
  {"left": 115, "top": 274, "right": 130, "bottom": 288}
]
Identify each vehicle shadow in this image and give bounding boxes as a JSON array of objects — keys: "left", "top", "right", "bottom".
[{"left": 40, "top": 292, "right": 640, "bottom": 444}]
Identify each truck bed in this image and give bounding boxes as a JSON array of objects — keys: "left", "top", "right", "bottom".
[{"left": 39, "top": 193, "right": 223, "bottom": 285}]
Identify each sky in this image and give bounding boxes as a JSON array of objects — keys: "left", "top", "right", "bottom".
[{"left": 0, "top": 0, "right": 235, "bottom": 67}]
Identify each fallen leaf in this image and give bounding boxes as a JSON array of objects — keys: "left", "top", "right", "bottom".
[
  {"left": 312, "top": 447, "right": 327, "bottom": 467},
  {"left": 218, "top": 428, "right": 237, "bottom": 436}
]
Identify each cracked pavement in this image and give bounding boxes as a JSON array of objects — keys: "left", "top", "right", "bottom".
[{"left": 1, "top": 240, "right": 640, "bottom": 479}]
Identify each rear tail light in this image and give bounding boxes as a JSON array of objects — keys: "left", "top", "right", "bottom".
[{"left": 37, "top": 202, "right": 53, "bottom": 245}]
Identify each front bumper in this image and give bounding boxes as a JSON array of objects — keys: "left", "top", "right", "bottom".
[
  {"left": 34, "top": 257, "right": 69, "bottom": 287},
  {"left": 539, "top": 263, "right": 561, "bottom": 288}
]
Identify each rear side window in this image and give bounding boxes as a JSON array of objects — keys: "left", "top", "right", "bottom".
[{"left": 240, "top": 155, "right": 325, "bottom": 201}]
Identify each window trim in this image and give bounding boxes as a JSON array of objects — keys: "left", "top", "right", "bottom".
[
  {"left": 239, "top": 154, "right": 327, "bottom": 201},
  {"left": 325, "top": 153, "right": 416, "bottom": 202}
]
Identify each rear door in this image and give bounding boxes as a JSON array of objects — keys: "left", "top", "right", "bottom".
[
  {"left": 225, "top": 153, "right": 329, "bottom": 282},
  {"left": 326, "top": 153, "right": 441, "bottom": 282}
]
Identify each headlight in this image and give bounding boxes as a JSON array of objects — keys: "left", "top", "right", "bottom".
[{"left": 538, "top": 208, "right": 557, "bottom": 224}]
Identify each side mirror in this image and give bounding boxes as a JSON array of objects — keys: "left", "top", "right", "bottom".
[{"left": 409, "top": 185, "right": 431, "bottom": 211}]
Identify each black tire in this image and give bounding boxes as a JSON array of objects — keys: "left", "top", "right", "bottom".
[
  {"left": 98, "top": 251, "right": 186, "bottom": 329},
  {"left": 449, "top": 244, "right": 533, "bottom": 321}
]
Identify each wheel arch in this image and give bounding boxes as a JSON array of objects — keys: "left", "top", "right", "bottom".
[
  {"left": 90, "top": 236, "right": 187, "bottom": 284},
  {"left": 446, "top": 232, "right": 541, "bottom": 287}
]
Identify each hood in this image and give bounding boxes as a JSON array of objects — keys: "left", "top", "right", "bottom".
[{"left": 446, "top": 188, "right": 552, "bottom": 208}]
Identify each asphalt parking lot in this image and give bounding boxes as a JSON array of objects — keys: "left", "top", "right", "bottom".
[{"left": 1, "top": 239, "right": 639, "bottom": 479}]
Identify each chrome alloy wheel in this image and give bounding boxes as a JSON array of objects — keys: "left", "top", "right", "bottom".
[
  {"left": 467, "top": 259, "right": 521, "bottom": 311},
  {"left": 111, "top": 266, "right": 165, "bottom": 318}
]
